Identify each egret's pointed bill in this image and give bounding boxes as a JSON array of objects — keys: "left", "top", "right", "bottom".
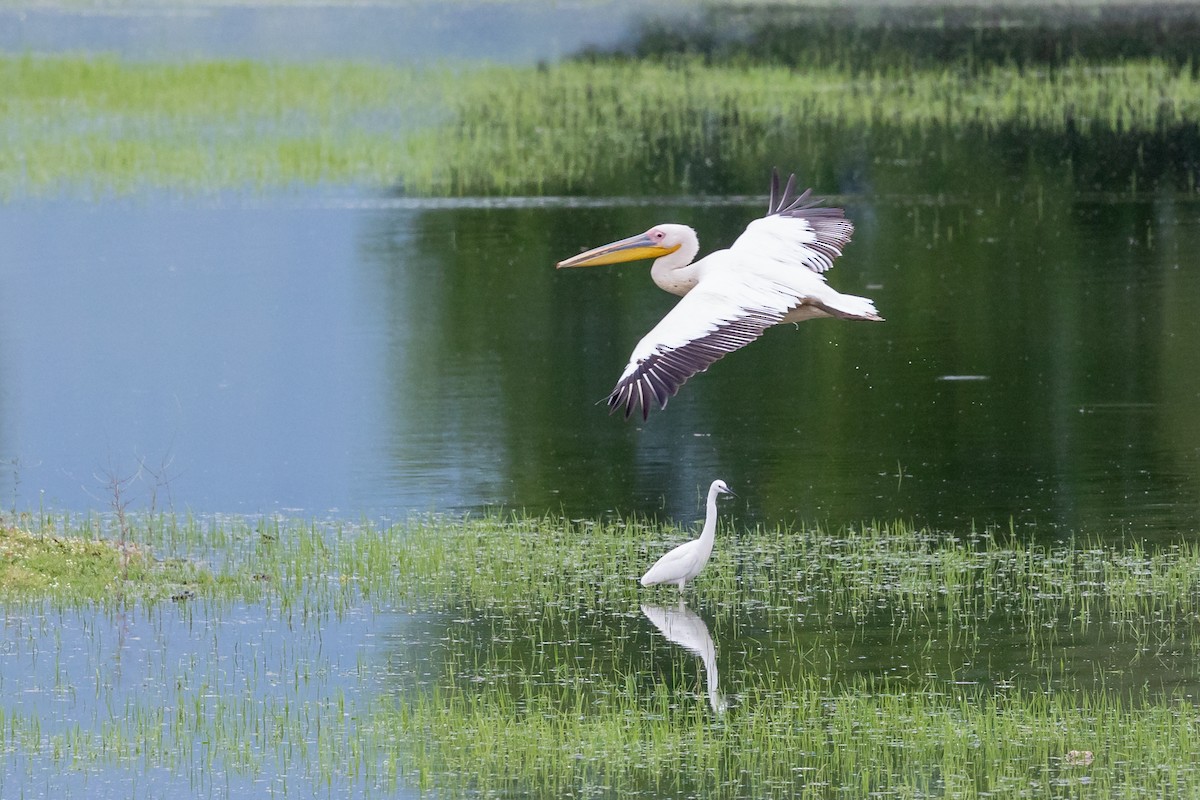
[{"left": 556, "top": 232, "right": 680, "bottom": 268}]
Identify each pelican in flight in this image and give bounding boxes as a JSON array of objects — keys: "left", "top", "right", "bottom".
[{"left": 557, "top": 169, "right": 882, "bottom": 420}]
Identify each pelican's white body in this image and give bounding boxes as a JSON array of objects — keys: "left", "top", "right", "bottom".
[
  {"left": 556, "top": 171, "right": 883, "bottom": 420},
  {"left": 626, "top": 221, "right": 881, "bottom": 381},
  {"left": 640, "top": 480, "right": 733, "bottom": 591}
]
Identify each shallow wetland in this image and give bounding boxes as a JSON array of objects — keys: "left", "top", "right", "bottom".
[
  {"left": 4, "top": 513, "right": 1200, "bottom": 797},
  {"left": 3, "top": 2, "right": 1200, "bottom": 798}
]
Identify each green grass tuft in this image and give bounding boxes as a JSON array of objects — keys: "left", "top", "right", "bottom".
[{"left": 0, "top": 519, "right": 213, "bottom": 601}]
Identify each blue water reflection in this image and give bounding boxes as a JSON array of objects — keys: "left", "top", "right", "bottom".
[
  {"left": 2, "top": 190, "right": 1199, "bottom": 538},
  {"left": 0, "top": 1, "right": 678, "bottom": 65},
  {"left": 1, "top": 199, "right": 379, "bottom": 514}
]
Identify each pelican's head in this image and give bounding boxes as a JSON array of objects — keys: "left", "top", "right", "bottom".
[{"left": 556, "top": 224, "right": 696, "bottom": 268}]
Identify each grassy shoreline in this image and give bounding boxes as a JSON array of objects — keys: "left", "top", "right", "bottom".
[
  {"left": 4, "top": 53, "right": 1199, "bottom": 197},
  {"left": 0, "top": 517, "right": 214, "bottom": 601}
]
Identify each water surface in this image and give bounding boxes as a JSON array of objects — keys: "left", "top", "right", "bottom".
[
  {"left": 0, "top": 1, "right": 681, "bottom": 65},
  {"left": 3, "top": 173, "right": 1199, "bottom": 540}
]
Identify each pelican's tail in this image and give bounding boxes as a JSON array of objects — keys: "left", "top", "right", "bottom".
[
  {"left": 824, "top": 292, "right": 883, "bottom": 322},
  {"left": 786, "top": 291, "right": 883, "bottom": 323}
]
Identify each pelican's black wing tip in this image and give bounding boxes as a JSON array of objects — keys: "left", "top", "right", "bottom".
[
  {"left": 767, "top": 167, "right": 842, "bottom": 220},
  {"left": 606, "top": 378, "right": 667, "bottom": 422}
]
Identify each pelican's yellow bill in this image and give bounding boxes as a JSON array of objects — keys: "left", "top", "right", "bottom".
[{"left": 556, "top": 233, "right": 679, "bottom": 268}]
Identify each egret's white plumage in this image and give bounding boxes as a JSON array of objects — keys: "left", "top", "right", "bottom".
[
  {"left": 640, "top": 479, "right": 734, "bottom": 591},
  {"left": 557, "top": 169, "right": 883, "bottom": 420}
]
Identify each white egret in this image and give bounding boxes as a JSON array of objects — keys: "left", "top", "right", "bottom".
[
  {"left": 640, "top": 479, "right": 734, "bottom": 591},
  {"left": 557, "top": 169, "right": 883, "bottom": 420}
]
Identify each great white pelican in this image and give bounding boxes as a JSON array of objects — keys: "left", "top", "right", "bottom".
[{"left": 556, "top": 169, "right": 882, "bottom": 420}]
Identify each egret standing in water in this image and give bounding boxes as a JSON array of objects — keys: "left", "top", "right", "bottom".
[
  {"left": 557, "top": 169, "right": 882, "bottom": 420},
  {"left": 641, "top": 480, "right": 735, "bottom": 591}
]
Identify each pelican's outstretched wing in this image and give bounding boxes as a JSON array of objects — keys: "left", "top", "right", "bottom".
[
  {"left": 607, "top": 269, "right": 798, "bottom": 420},
  {"left": 730, "top": 169, "right": 854, "bottom": 274},
  {"left": 600, "top": 169, "right": 876, "bottom": 421}
]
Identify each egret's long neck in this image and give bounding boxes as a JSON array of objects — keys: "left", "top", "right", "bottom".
[{"left": 696, "top": 486, "right": 720, "bottom": 555}]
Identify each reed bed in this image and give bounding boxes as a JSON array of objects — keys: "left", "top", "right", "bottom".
[
  {"left": 3, "top": 511, "right": 1199, "bottom": 797},
  {"left": 380, "top": 672, "right": 1200, "bottom": 798},
  {"left": 3, "top": 54, "right": 1199, "bottom": 196},
  {"left": 12, "top": 512, "right": 1200, "bottom": 632},
  {"left": 419, "top": 58, "right": 1200, "bottom": 195}
]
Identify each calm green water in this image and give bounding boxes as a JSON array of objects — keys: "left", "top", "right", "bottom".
[{"left": 4, "top": 128, "right": 1200, "bottom": 538}]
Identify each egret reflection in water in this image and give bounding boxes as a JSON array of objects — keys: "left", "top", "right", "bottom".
[
  {"left": 642, "top": 602, "right": 728, "bottom": 713},
  {"left": 556, "top": 169, "right": 882, "bottom": 420}
]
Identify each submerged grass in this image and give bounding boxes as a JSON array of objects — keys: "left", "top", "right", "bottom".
[
  {"left": 4, "top": 511, "right": 1200, "bottom": 797},
  {"left": 3, "top": 53, "right": 1200, "bottom": 196},
  {"left": 381, "top": 672, "right": 1200, "bottom": 798}
]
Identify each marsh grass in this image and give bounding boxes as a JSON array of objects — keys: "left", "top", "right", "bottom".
[
  {"left": 4, "top": 54, "right": 1200, "bottom": 196},
  {"left": 358, "top": 517, "right": 1200, "bottom": 797},
  {"left": 0, "top": 54, "right": 436, "bottom": 196},
  {"left": 419, "top": 58, "right": 1200, "bottom": 195},
  {"left": 16, "top": 511, "right": 1200, "bottom": 631},
  {"left": 0, "top": 517, "right": 212, "bottom": 601},
  {"left": 4, "top": 511, "right": 1200, "bottom": 797},
  {"left": 380, "top": 671, "right": 1200, "bottom": 798}
]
